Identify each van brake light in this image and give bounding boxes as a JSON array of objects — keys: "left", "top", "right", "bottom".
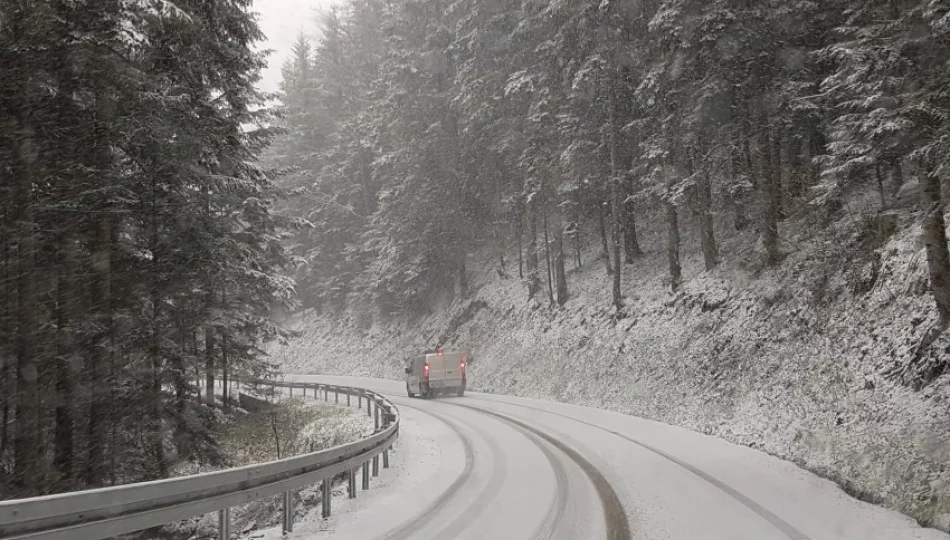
[{"left": 423, "top": 361, "right": 430, "bottom": 379}]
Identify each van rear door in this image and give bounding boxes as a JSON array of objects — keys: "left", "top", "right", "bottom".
[
  {"left": 427, "top": 352, "right": 463, "bottom": 388},
  {"left": 441, "top": 353, "right": 462, "bottom": 384},
  {"left": 424, "top": 354, "right": 444, "bottom": 388}
]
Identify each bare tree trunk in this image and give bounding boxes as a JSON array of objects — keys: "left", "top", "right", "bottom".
[
  {"left": 761, "top": 124, "right": 781, "bottom": 266},
  {"left": 494, "top": 171, "right": 507, "bottom": 275},
  {"left": 86, "top": 80, "right": 116, "bottom": 489},
  {"left": 772, "top": 125, "right": 785, "bottom": 219},
  {"left": 734, "top": 99, "right": 754, "bottom": 190},
  {"left": 1, "top": 241, "right": 10, "bottom": 471},
  {"left": 205, "top": 328, "right": 216, "bottom": 405},
  {"left": 149, "top": 353, "right": 167, "bottom": 479},
  {"left": 734, "top": 196, "right": 750, "bottom": 229},
  {"left": 607, "top": 89, "right": 623, "bottom": 310},
  {"left": 542, "top": 199, "right": 554, "bottom": 304},
  {"left": 805, "top": 123, "right": 822, "bottom": 188},
  {"left": 575, "top": 232, "right": 582, "bottom": 269},
  {"left": 875, "top": 163, "right": 887, "bottom": 209},
  {"left": 358, "top": 148, "right": 374, "bottom": 214},
  {"left": 575, "top": 206, "right": 583, "bottom": 269},
  {"left": 554, "top": 213, "right": 569, "bottom": 306},
  {"left": 498, "top": 237, "right": 506, "bottom": 275},
  {"left": 623, "top": 178, "right": 643, "bottom": 262},
  {"left": 1, "top": 360, "right": 8, "bottom": 477},
  {"left": 598, "top": 204, "right": 611, "bottom": 274},
  {"left": 891, "top": 161, "right": 904, "bottom": 198},
  {"left": 516, "top": 201, "right": 524, "bottom": 279},
  {"left": 517, "top": 238, "right": 523, "bottom": 278},
  {"left": 623, "top": 205, "right": 643, "bottom": 263},
  {"left": 192, "top": 332, "right": 201, "bottom": 404},
  {"left": 13, "top": 116, "right": 41, "bottom": 496},
  {"left": 785, "top": 132, "right": 803, "bottom": 199},
  {"left": 458, "top": 252, "right": 468, "bottom": 295},
  {"left": 1, "top": 355, "right": 9, "bottom": 471},
  {"left": 742, "top": 124, "right": 758, "bottom": 192},
  {"left": 270, "top": 412, "right": 282, "bottom": 459},
  {"left": 108, "top": 352, "right": 119, "bottom": 486},
  {"left": 37, "top": 315, "right": 52, "bottom": 483},
  {"left": 221, "top": 331, "right": 229, "bottom": 411},
  {"left": 920, "top": 165, "right": 950, "bottom": 326},
  {"left": 53, "top": 234, "right": 76, "bottom": 487},
  {"left": 666, "top": 196, "right": 682, "bottom": 291},
  {"left": 149, "top": 180, "right": 167, "bottom": 479},
  {"left": 697, "top": 169, "right": 719, "bottom": 271},
  {"left": 730, "top": 149, "right": 751, "bottom": 231},
  {"left": 171, "top": 333, "right": 188, "bottom": 450},
  {"left": 526, "top": 196, "right": 541, "bottom": 299},
  {"left": 622, "top": 122, "right": 644, "bottom": 262}
]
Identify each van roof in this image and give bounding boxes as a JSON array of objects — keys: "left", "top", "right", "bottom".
[{"left": 425, "top": 351, "right": 463, "bottom": 358}]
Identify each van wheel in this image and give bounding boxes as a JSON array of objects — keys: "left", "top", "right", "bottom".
[
  {"left": 406, "top": 383, "right": 415, "bottom": 398},
  {"left": 421, "top": 383, "right": 430, "bottom": 399}
]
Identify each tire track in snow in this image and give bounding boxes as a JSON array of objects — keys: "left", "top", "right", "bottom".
[
  {"left": 416, "top": 404, "right": 510, "bottom": 540},
  {"left": 379, "top": 400, "right": 476, "bottom": 540},
  {"left": 450, "top": 403, "right": 631, "bottom": 540},
  {"left": 466, "top": 396, "right": 812, "bottom": 540},
  {"left": 509, "top": 425, "right": 571, "bottom": 540},
  {"left": 407, "top": 397, "right": 573, "bottom": 540}
]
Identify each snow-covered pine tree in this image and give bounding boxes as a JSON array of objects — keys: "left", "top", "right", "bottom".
[
  {"left": 0, "top": 0, "right": 293, "bottom": 495},
  {"left": 822, "top": 0, "right": 950, "bottom": 326}
]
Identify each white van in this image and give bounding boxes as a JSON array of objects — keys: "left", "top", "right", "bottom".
[{"left": 405, "top": 348, "right": 467, "bottom": 398}]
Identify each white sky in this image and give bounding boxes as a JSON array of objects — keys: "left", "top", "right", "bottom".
[{"left": 254, "top": 0, "right": 338, "bottom": 93}]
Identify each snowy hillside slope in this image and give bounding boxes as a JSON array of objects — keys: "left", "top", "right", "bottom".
[{"left": 272, "top": 198, "right": 950, "bottom": 531}]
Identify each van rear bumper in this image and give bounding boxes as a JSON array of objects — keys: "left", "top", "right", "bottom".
[{"left": 426, "top": 378, "right": 464, "bottom": 388}]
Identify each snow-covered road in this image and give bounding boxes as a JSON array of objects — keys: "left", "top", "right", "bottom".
[{"left": 271, "top": 375, "right": 948, "bottom": 540}]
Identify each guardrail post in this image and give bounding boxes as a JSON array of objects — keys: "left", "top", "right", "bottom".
[
  {"left": 218, "top": 508, "right": 231, "bottom": 540},
  {"left": 325, "top": 388, "right": 329, "bottom": 401},
  {"left": 0, "top": 381, "right": 397, "bottom": 540},
  {"left": 289, "top": 386, "right": 293, "bottom": 397},
  {"left": 321, "top": 478, "right": 331, "bottom": 518},
  {"left": 335, "top": 390, "right": 339, "bottom": 404},
  {"left": 282, "top": 491, "right": 294, "bottom": 533},
  {"left": 358, "top": 394, "right": 362, "bottom": 408},
  {"left": 347, "top": 393, "right": 351, "bottom": 406},
  {"left": 348, "top": 468, "right": 357, "bottom": 498},
  {"left": 382, "top": 405, "right": 392, "bottom": 470}
]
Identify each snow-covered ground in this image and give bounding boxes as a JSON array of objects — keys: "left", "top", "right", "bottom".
[
  {"left": 272, "top": 206, "right": 950, "bottom": 532},
  {"left": 143, "top": 385, "right": 374, "bottom": 540},
  {"left": 249, "top": 375, "right": 949, "bottom": 540}
]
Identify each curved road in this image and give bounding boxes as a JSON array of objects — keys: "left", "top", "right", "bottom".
[{"left": 280, "top": 375, "right": 947, "bottom": 540}]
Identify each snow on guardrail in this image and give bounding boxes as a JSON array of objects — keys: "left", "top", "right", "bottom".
[{"left": 0, "top": 380, "right": 399, "bottom": 540}]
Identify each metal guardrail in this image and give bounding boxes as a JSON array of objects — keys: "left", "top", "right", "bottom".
[{"left": 0, "top": 380, "right": 399, "bottom": 540}]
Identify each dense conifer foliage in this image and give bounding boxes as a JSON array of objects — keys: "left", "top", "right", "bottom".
[
  {"left": 0, "top": 0, "right": 293, "bottom": 496},
  {"left": 273, "top": 0, "right": 950, "bottom": 330}
]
